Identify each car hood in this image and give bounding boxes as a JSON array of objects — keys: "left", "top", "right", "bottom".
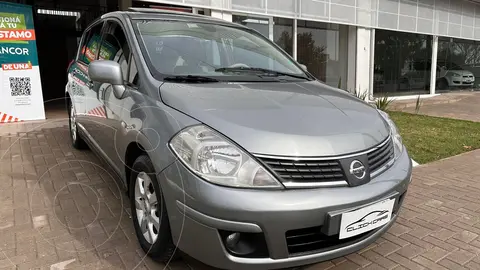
[
  {"left": 447, "top": 69, "right": 473, "bottom": 75},
  {"left": 160, "top": 81, "right": 390, "bottom": 157}
]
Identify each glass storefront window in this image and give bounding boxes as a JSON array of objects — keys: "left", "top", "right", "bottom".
[
  {"left": 373, "top": 30, "right": 432, "bottom": 96},
  {"left": 297, "top": 20, "right": 348, "bottom": 89},
  {"left": 232, "top": 15, "right": 269, "bottom": 38},
  {"left": 436, "top": 38, "right": 479, "bottom": 92},
  {"left": 273, "top": 17, "right": 293, "bottom": 56}
]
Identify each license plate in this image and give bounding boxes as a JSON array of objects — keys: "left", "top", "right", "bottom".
[{"left": 339, "top": 198, "right": 395, "bottom": 239}]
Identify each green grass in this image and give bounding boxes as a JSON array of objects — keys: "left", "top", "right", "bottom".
[{"left": 389, "top": 111, "right": 480, "bottom": 164}]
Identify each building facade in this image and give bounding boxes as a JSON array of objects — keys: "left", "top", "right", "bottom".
[
  {"left": 7, "top": 0, "right": 480, "bottom": 99},
  {"left": 128, "top": 0, "right": 480, "bottom": 99}
]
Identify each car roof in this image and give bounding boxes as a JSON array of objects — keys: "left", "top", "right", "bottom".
[{"left": 104, "top": 8, "right": 249, "bottom": 29}]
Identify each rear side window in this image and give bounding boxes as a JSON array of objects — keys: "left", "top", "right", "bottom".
[{"left": 78, "top": 22, "right": 104, "bottom": 65}]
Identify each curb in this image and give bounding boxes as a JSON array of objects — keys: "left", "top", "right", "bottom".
[
  {"left": 391, "top": 97, "right": 464, "bottom": 110},
  {"left": 412, "top": 159, "right": 419, "bottom": 167}
]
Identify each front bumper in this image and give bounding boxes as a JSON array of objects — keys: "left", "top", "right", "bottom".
[
  {"left": 159, "top": 149, "right": 412, "bottom": 269},
  {"left": 450, "top": 76, "right": 475, "bottom": 86}
]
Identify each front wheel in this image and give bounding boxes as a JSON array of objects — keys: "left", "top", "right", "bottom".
[
  {"left": 68, "top": 101, "right": 87, "bottom": 149},
  {"left": 129, "top": 155, "right": 178, "bottom": 262},
  {"left": 436, "top": 78, "right": 448, "bottom": 90}
]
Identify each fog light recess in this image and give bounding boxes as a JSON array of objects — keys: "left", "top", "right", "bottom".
[{"left": 219, "top": 230, "right": 269, "bottom": 258}]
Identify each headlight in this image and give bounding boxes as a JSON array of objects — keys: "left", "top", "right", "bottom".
[
  {"left": 169, "top": 125, "right": 283, "bottom": 189},
  {"left": 452, "top": 72, "right": 461, "bottom": 77},
  {"left": 378, "top": 110, "right": 404, "bottom": 160}
]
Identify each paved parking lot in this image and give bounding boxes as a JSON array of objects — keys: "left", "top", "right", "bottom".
[
  {"left": 1, "top": 119, "right": 480, "bottom": 269},
  {"left": 394, "top": 91, "right": 480, "bottom": 122}
]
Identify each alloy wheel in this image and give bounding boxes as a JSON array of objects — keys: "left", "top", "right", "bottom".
[{"left": 134, "top": 171, "right": 160, "bottom": 244}]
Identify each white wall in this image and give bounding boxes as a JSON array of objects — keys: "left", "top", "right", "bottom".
[
  {"left": 143, "top": 0, "right": 480, "bottom": 41},
  {"left": 347, "top": 25, "right": 357, "bottom": 93},
  {"left": 356, "top": 27, "right": 373, "bottom": 97},
  {"left": 210, "top": 10, "right": 232, "bottom": 21}
]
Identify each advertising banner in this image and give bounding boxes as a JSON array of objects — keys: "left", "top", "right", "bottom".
[{"left": 0, "top": 2, "right": 44, "bottom": 123}]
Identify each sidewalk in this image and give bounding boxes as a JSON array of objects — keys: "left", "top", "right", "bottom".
[
  {"left": 1, "top": 119, "right": 480, "bottom": 269},
  {"left": 390, "top": 91, "right": 480, "bottom": 122}
]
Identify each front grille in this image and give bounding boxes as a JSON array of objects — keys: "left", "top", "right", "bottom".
[
  {"left": 255, "top": 158, "right": 345, "bottom": 184},
  {"left": 256, "top": 137, "right": 393, "bottom": 186},
  {"left": 367, "top": 138, "right": 394, "bottom": 173},
  {"left": 285, "top": 226, "right": 376, "bottom": 256}
]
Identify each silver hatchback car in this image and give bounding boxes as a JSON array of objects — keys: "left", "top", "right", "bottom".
[{"left": 66, "top": 8, "right": 412, "bottom": 270}]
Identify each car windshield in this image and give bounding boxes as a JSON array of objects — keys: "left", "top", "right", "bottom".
[
  {"left": 134, "top": 19, "right": 309, "bottom": 81},
  {"left": 448, "top": 64, "right": 463, "bottom": 70},
  {"left": 439, "top": 61, "right": 463, "bottom": 70}
]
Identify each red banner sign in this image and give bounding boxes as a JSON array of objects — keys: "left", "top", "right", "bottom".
[
  {"left": 0, "top": 29, "right": 36, "bottom": 41},
  {"left": 2, "top": 62, "right": 32, "bottom": 70}
]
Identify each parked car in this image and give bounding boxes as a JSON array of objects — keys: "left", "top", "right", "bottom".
[
  {"left": 400, "top": 60, "right": 475, "bottom": 90},
  {"left": 66, "top": 8, "right": 412, "bottom": 270},
  {"left": 437, "top": 62, "right": 475, "bottom": 89}
]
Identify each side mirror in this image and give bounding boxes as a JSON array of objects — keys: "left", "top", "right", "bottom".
[
  {"left": 89, "top": 60, "right": 126, "bottom": 99},
  {"left": 299, "top": 64, "right": 307, "bottom": 71}
]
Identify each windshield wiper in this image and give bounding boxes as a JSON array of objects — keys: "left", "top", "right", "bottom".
[
  {"left": 215, "top": 67, "right": 310, "bottom": 80},
  {"left": 164, "top": 75, "right": 219, "bottom": 83}
]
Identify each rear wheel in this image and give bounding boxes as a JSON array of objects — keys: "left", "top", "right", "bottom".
[
  {"left": 129, "top": 155, "right": 178, "bottom": 262},
  {"left": 437, "top": 78, "right": 448, "bottom": 90},
  {"left": 398, "top": 77, "right": 410, "bottom": 90},
  {"left": 68, "top": 100, "right": 87, "bottom": 149}
]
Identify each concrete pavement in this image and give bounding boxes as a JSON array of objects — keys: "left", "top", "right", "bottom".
[{"left": 1, "top": 118, "right": 480, "bottom": 269}]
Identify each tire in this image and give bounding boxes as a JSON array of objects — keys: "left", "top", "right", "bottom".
[
  {"left": 129, "top": 155, "right": 178, "bottom": 262},
  {"left": 437, "top": 78, "right": 448, "bottom": 90},
  {"left": 398, "top": 78, "right": 410, "bottom": 90},
  {"left": 68, "top": 100, "right": 88, "bottom": 150}
]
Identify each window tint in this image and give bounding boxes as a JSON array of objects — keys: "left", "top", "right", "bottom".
[
  {"left": 100, "top": 21, "right": 131, "bottom": 79},
  {"left": 135, "top": 20, "right": 306, "bottom": 80},
  {"left": 78, "top": 22, "right": 103, "bottom": 65}
]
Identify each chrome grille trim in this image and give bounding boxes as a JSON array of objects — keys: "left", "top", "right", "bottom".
[
  {"left": 254, "top": 136, "right": 394, "bottom": 188},
  {"left": 253, "top": 136, "right": 391, "bottom": 161}
]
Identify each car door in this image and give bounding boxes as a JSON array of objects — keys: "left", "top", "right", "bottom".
[
  {"left": 68, "top": 21, "right": 104, "bottom": 128},
  {"left": 88, "top": 20, "right": 135, "bottom": 174}
]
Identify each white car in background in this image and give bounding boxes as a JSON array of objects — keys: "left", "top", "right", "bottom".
[
  {"left": 437, "top": 64, "right": 475, "bottom": 89},
  {"left": 400, "top": 61, "right": 475, "bottom": 90}
]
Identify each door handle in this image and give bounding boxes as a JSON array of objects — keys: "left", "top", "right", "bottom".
[{"left": 121, "top": 121, "right": 135, "bottom": 130}]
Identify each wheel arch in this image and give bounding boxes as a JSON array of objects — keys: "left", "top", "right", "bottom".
[
  {"left": 65, "top": 91, "right": 71, "bottom": 108},
  {"left": 125, "top": 141, "right": 147, "bottom": 193}
]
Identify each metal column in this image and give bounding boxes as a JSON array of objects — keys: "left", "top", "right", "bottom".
[
  {"left": 429, "top": 36, "right": 438, "bottom": 95},
  {"left": 293, "top": 19, "right": 297, "bottom": 60},
  {"left": 368, "top": 29, "right": 375, "bottom": 99},
  {"left": 268, "top": 17, "right": 274, "bottom": 41}
]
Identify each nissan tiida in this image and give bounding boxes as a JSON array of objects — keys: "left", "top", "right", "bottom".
[{"left": 66, "top": 8, "right": 412, "bottom": 269}]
